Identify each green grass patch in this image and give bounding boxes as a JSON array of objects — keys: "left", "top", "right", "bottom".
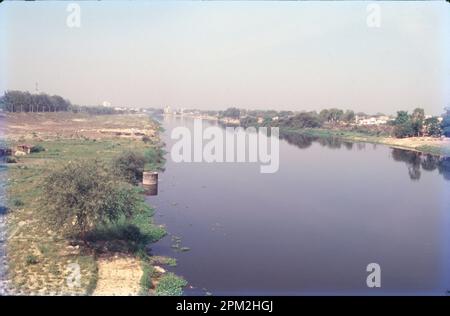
[{"left": 155, "top": 273, "right": 187, "bottom": 296}]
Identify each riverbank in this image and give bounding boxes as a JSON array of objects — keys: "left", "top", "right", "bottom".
[
  {"left": 2, "top": 113, "right": 184, "bottom": 295},
  {"left": 280, "top": 128, "right": 450, "bottom": 157},
  {"left": 0, "top": 164, "right": 9, "bottom": 295}
]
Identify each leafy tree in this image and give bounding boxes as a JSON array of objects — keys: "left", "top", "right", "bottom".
[
  {"left": 42, "top": 160, "right": 146, "bottom": 241},
  {"left": 442, "top": 107, "right": 450, "bottom": 137},
  {"left": 393, "top": 111, "right": 414, "bottom": 138},
  {"left": 319, "top": 108, "right": 344, "bottom": 123},
  {"left": 411, "top": 108, "right": 425, "bottom": 136},
  {"left": 394, "top": 111, "right": 410, "bottom": 125},
  {"left": 240, "top": 116, "right": 258, "bottom": 128},
  {"left": 342, "top": 110, "right": 355, "bottom": 123},
  {"left": 319, "top": 109, "right": 330, "bottom": 122},
  {"left": 278, "top": 110, "right": 294, "bottom": 118},
  {"left": 424, "top": 117, "right": 442, "bottom": 137},
  {"left": 221, "top": 107, "right": 241, "bottom": 119},
  {"left": 283, "top": 111, "right": 323, "bottom": 128}
]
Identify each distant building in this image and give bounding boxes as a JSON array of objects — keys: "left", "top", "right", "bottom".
[
  {"left": 164, "top": 106, "right": 172, "bottom": 114},
  {"left": 356, "top": 115, "right": 391, "bottom": 126}
]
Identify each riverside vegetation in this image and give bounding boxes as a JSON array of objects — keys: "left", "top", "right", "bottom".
[
  {"left": 3, "top": 112, "right": 187, "bottom": 295},
  {"left": 210, "top": 107, "right": 450, "bottom": 156}
]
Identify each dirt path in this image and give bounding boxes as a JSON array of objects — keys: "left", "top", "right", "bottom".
[{"left": 93, "top": 255, "right": 142, "bottom": 296}]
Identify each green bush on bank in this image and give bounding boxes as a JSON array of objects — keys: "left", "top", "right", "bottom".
[{"left": 155, "top": 273, "right": 187, "bottom": 296}]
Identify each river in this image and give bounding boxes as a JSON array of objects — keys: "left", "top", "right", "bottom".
[{"left": 148, "top": 116, "right": 450, "bottom": 295}]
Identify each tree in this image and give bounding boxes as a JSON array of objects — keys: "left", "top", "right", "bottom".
[
  {"left": 112, "top": 151, "right": 146, "bottom": 185},
  {"left": 442, "top": 107, "right": 450, "bottom": 137},
  {"left": 0, "top": 90, "right": 72, "bottom": 112},
  {"left": 221, "top": 107, "right": 241, "bottom": 119},
  {"left": 328, "top": 108, "right": 344, "bottom": 123},
  {"left": 284, "top": 111, "right": 323, "bottom": 128},
  {"left": 394, "top": 111, "right": 410, "bottom": 125},
  {"left": 319, "top": 108, "right": 344, "bottom": 123},
  {"left": 42, "top": 160, "right": 146, "bottom": 241},
  {"left": 411, "top": 108, "right": 425, "bottom": 136},
  {"left": 424, "top": 117, "right": 442, "bottom": 137},
  {"left": 393, "top": 111, "right": 414, "bottom": 138},
  {"left": 342, "top": 110, "right": 355, "bottom": 123}
]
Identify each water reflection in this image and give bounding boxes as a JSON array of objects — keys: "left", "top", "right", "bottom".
[
  {"left": 391, "top": 148, "right": 450, "bottom": 181},
  {"left": 150, "top": 117, "right": 450, "bottom": 295},
  {"left": 280, "top": 130, "right": 450, "bottom": 181}
]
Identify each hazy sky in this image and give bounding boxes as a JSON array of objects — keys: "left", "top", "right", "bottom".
[{"left": 0, "top": 1, "right": 449, "bottom": 115}]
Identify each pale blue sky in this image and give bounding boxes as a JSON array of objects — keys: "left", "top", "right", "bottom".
[{"left": 0, "top": 1, "right": 449, "bottom": 115}]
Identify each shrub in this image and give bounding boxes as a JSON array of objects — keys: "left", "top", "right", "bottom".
[
  {"left": 30, "top": 144, "right": 45, "bottom": 153},
  {"left": 142, "top": 135, "right": 151, "bottom": 144},
  {"left": 144, "top": 147, "right": 165, "bottom": 171},
  {"left": 112, "top": 151, "right": 146, "bottom": 185},
  {"left": 11, "top": 198, "right": 24, "bottom": 207},
  {"left": 42, "top": 160, "right": 147, "bottom": 241},
  {"left": 25, "top": 254, "right": 38, "bottom": 265},
  {"left": 139, "top": 261, "right": 154, "bottom": 296},
  {"left": 155, "top": 273, "right": 187, "bottom": 296},
  {"left": 5, "top": 156, "right": 17, "bottom": 163}
]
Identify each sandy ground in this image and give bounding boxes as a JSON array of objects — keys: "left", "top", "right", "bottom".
[
  {"left": 4, "top": 112, "right": 157, "bottom": 141},
  {"left": 93, "top": 255, "right": 143, "bottom": 296},
  {"left": 381, "top": 136, "right": 450, "bottom": 151}
]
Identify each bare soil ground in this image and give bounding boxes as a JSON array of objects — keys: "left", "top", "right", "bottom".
[
  {"left": 93, "top": 254, "right": 142, "bottom": 296},
  {"left": 4, "top": 112, "right": 158, "bottom": 142}
]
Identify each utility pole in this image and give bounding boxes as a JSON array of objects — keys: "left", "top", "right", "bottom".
[{"left": 34, "top": 82, "right": 39, "bottom": 112}]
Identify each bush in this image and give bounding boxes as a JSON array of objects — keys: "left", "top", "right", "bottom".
[
  {"left": 139, "top": 261, "right": 154, "bottom": 296},
  {"left": 112, "top": 151, "right": 146, "bottom": 185},
  {"left": 281, "top": 112, "right": 323, "bottom": 129},
  {"left": 25, "top": 254, "right": 38, "bottom": 265},
  {"left": 11, "top": 198, "right": 24, "bottom": 207},
  {"left": 42, "top": 160, "right": 147, "bottom": 241},
  {"left": 394, "top": 122, "right": 415, "bottom": 138},
  {"left": 142, "top": 135, "right": 152, "bottom": 144},
  {"left": 30, "top": 144, "right": 45, "bottom": 153},
  {"left": 5, "top": 156, "right": 17, "bottom": 163},
  {"left": 155, "top": 273, "right": 187, "bottom": 296},
  {"left": 144, "top": 147, "right": 165, "bottom": 171}
]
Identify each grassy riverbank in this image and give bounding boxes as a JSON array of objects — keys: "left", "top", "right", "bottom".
[
  {"left": 4, "top": 113, "right": 185, "bottom": 295},
  {"left": 281, "top": 128, "right": 450, "bottom": 156}
]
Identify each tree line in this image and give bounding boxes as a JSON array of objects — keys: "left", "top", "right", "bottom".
[
  {"left": 0, "top": 90, "right": 123, "bottom": 115},
  {"left": 223, "top": 106, "right": 450, "bottom": 138},
  {"left": 391, "top": 108, "right": 448, "bottom": 138}
]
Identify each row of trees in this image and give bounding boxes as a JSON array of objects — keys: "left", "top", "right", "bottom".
[
  {"left": 442, "top": 108, "right": 450, "bottom": 137},
  {"left": 0, "top": 90, "right": 124, "bottom": 115},
  {"left": 275, "top": 108, "right": 356, "bottom": 129},
  {"left": 223, "top": 106, "right": 450, "bottom": 139},
  {"left": 0, "top": 90, "right": 71, "bottom": 112},
  {"left": 318, "top": 108, "right": 355, "bottom": 124},
  {"left": 391, "top": 108, "right": 446, "bottom": 138}
]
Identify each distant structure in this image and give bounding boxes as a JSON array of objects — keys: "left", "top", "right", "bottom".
[
  {"left": 102, "top": 101, "right": 111, "bottom": 107},
  {"left": 356, "top": 115, "right": 391, "bottom": 126},
  {"left": 143, "top": 171, "right": 158, "bottom": 196},
  {"left": 164, "top": 106, "right": 172, "bottom": 115}
]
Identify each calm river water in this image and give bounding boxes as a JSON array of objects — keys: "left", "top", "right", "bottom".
[{"left": 148, "top": 116, "right": 450, "bottom": 295}]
